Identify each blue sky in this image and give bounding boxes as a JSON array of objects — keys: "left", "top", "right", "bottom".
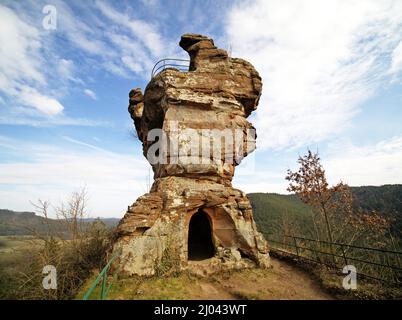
[{"left": 0, "top": 0, "right": 402, "bottom": 217}]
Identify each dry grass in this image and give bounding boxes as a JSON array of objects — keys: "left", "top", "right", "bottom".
[
  {"left": 0, "top": 224, "right": 112, "bottom": 299},
  {"left": 76, "top": 257, "right": 333, "bottom": 300}
]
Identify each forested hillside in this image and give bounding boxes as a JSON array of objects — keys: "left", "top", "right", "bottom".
[
  {"left": 0, "top": 209, "right": 119, "bottom": 236},
  {"left": 352, "top": 185, "right": 402, "bottom": 235},
  {"left": 2, "top": 184, "right": 401, "bottom": 240},
  {"left": 249, "top": 184, "right": 402, "bottom": 241}
]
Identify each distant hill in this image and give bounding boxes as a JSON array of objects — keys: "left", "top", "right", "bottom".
[
  {"left": 351, "top": 185, "right": 402, "bottom": 217},
  {"left": 2, "top": 184, "right": 401, "bottom": 238},
  {"left": 351, "top": 185, "right": 402, "bottom": 238},
  {"left": 81, "top": 218, "right": 120, "bottom": 229},
  {"left": 249, "top": 184, "right": 402, "bottom": 239},
  {"left": 0, "top": 209, "right": 119, "bottom": 236},
  {"left": 248, "top": 193, "right": 312, "bottom": 236},
  {"left": 0, "top": 209, "right": 57, "bottom": 236}
]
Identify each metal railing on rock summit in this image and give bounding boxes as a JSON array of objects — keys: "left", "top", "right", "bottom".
[{"left": 151, "top": 58, "right": 190, "bottom": 79}]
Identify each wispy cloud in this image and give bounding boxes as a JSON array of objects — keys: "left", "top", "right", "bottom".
[
  {"left": 17, "top": 86, "right": 64, "bottom": 115},
  {"left": 225, "top": 0, "right": 402, "bottom": 150},
  {"left": 234, "top": 134, "right": 402, "bottom": 194},
  {"left": 324, "top": 135, "right": 402, "bottom": 186},
  {"left": 0, "top": 2, "right": 114, "bottom": 125},
  {"left": 388, "top": 40, "right": 402, "bottom": 76},
  {"left": 95, "top": 0, "right": 165, "bottom": 56},
  {"left": 62, "top": 135, "right": 111, "bottom": 154},
  {"left": 0, "top": 135, "right": 150, "bottom": 217},
  {"left": 83, "top": 88, "right": 97, "bottom": 100},
  {"left": 94, "top": 0, "right": 178, "bottom": 77},
  {"left": 0, "top": 5, "right": 44, "bottom": 86},
  {"left": 43, "top": 0, "right": 173, "bottom": 79},
  {"left": 1, "top": 0, "right": 401, "bottom": 209},
  {"left": 57, "top": 58, "right": 83, "bottom": 84},
  {"left": 51, "top": 0, "right": 111, "bottom": 56},
  {"left": 0, "top": 0, "right": 174, "bottom": 127},
  {"left": 0, "top": 4, "right": 65, "bottom": 116},
  {"left": 0, "top": 114, "right": 110, "bottom": 127}
]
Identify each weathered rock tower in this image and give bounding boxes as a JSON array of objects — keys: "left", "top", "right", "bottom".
[{"left": 112, "top": 34, "right": 269, "bottom": 276}]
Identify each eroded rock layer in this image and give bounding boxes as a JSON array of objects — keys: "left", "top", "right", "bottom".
[{"left": 112, "top": 34, "right": 269, "bottom": 276}]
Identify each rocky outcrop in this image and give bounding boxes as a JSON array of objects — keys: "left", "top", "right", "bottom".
[{"left": 112, "top": 34, "right": 269, "bottom": 276}]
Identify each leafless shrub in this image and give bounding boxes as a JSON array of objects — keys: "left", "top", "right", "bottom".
[{"left": 1, "top": 188, "right": 113, "bottom": 300}]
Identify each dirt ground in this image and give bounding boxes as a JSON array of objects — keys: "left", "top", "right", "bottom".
[
  {"left": 188, "top": 257, "right": 333, "bottom": 300},
  {"left": 91, "top": 257, "right": 333, "bottom": 300}
]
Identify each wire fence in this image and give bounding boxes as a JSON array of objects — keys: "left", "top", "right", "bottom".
[{"left": 266, "top": 234, "right": 402, "bottom": 286}]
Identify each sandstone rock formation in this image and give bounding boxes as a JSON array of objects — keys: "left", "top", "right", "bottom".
[{"left": 112, "top": 34, "right": 270, "bottom": 276}]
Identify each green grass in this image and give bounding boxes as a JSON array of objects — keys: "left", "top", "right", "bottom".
[{"left": 77, "top": 272, "right": 197, "bottom": 300}]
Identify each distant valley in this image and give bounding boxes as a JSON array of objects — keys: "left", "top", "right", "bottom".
[{"left": 1, "top": 185, "right": 401, "bottom": 239}]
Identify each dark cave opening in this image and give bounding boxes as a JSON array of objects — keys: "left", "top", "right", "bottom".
[{"left": 188, "top": 210, "right": 215, "bottom": 261}]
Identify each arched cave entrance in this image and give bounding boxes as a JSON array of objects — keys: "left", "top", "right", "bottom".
[{"left": 188, "top": 210, "right": 215, "bottom": 261}]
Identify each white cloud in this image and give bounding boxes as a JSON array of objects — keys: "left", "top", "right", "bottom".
[
  {"left": 107, "top": 33, "right": 154, "bottom": 76},
  {"left": 225, "top": 0, "right": 402, "bottom": 150},
  {"left": 1, "top": 0, "right": 172, "bottom": 101},
  {"left": 234, "top": 164, "right": 289, "bottom": 194},
  {"left": 94, "top": 1, "right": 180, "bottom": 77},
  {"left": 324, "top": 136, "right": 402, "bottom": 186},
  {"left": 52, "top": 0, "right": 111, "bottom": 56},
  {"left": 0, "top": 3, "right": 122, "bottom": 123},
  {"left": 236, "top": 181, "right": 289, "bottom": 194},
  {"left": 84, "top": 88, "right": 97, "bottom": 100},
  {"left": 388, "top": 40, "right": 402, "bottom": 75},
  {"left": 62, "top": 135, "right": 109, "bottom": 154},
  {"left": 103, "top": 61, "right": 131, "bottom": 79},
  {"left": 57, "top": 58, "right": 83, "bottom": 84},
  {"left": 0, "top": 4, "right": 65, "bottom": 117},
  {"left": 0, "top": 114, "right": 109, "bottom": 127},
  {"left": 95, "top": 0, "right": 165, "bottom": 56},
  {"left": 0, "top": 4, "right": 44, "bottom": 87},
  {"left": 32, "top": 1, "right": 172, "bottom": 81},
  {"left": 17, "top": 86, "right": 64, "bottom": 116},
  {"left": 237, "top": 135, "right": 402, "bottom": 194},
  {"left": 121, "top": 56, "right": 144, "bottom": 74},
  {"left": 0, "top": 136, "right": 150, "bottom": 217}
]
